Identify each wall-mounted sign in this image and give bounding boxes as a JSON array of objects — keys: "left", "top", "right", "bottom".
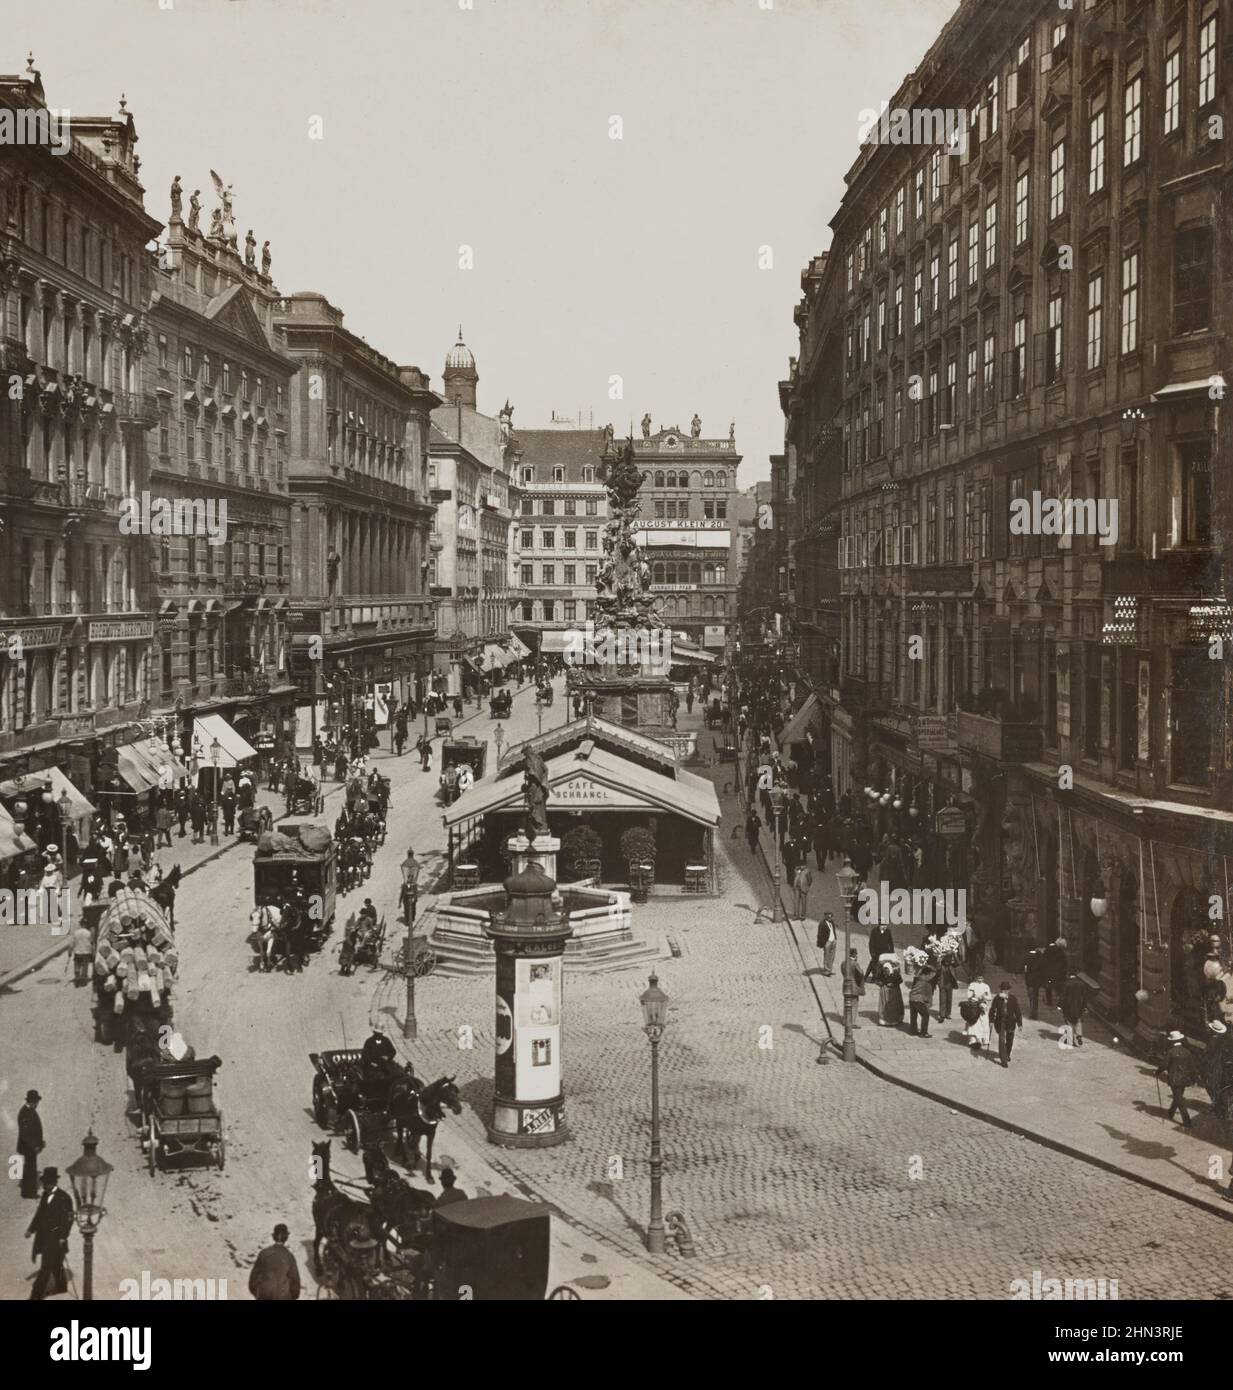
[
  {"left": 703, "top": 625, "right": 726, "bottom": 648},
  {"left": 934, "top": 807, "right": 967, "bottom": 838},
  {"left": 914, "top": 714, "right": 957, "bottom": 752},
  {"left": 88, "top": 619, "right": 154, "bottom": 643},
  {"left": 0, "top": 626, "right": 64, "bottom": 651}
]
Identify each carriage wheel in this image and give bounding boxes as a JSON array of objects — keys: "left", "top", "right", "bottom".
[
  {"left": 147, "top": 1117, "right": 158, "bottom": 1176},
  {"left": 548, "top": 1284, "right": 581, "bottom": 1299},
  {"left": 312, "top": 1075, "right": 331, "bottom": 1127},
  {"left": 344, "top": 1109, "right": 363, "bottom": 1153},
  {"left": 413, "top": 949, "right": 437, "bottom": 979}
]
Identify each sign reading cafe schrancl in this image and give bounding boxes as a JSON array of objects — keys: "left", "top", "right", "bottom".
[{"left": 87, "top": 620, "right": 155, "bottom": 642}]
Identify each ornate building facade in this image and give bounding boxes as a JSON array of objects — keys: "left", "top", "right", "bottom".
[{"left": 0, "top": 63, "right": 161, "bottom": 791}]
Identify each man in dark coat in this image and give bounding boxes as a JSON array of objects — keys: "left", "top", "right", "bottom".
[
  {"left": 359, "top": 1026, "right": 396, "bottom": 1097},
  {"left": 174, "top": 786, "right": 190, "bottom": 838},
  {"left": 1060, "top": 971, "right": 1088, "bottom": 1046},
  {"left": 17, "top": 1090, "right": 44, "bottom": 1198},
  {"left": 26, "top": 1166, "right": 73, "bottom": 1299},
  {"left": 1024, "top": 947, "right": 1047, "bottom": 1019},
  {"left": 434, "top": 1168, "right": 467, "bottom": 1207},
  {"left": 249, "top": 1224, "right": 301, "bottom": 1300},
  {"left": 1043, "top": 936, "right": 1068, "bottom": 1006},
  {"left": 219, "top": 785, "right": 237, "bottom": 836},
  {"left": 1156, "top": 1031, "right": 1195, "bottom": 1127},
  {"left": 989, "top": 982, "right": 1024, "bottom": 1067},
  {"left": 908, "top": 965, "right": 937, "bottom": 1038},
  {"left": 189, "top": 792, "right": 206, "bottom": 845},
  {"left": 744, "top": 808, "right": 761, "bottom": 855},
  {"left": 867, "top": 922, "right": 894, "bottom": 976}
]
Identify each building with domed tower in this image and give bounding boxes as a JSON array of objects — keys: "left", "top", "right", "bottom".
[{"left": 429, "top": 330, "right": 524, "bottom": 697}]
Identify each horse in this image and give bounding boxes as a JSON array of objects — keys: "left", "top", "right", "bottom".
[
  {"left": 248, "top": 903, "right": 293, "bottom": 972},
  {"left": 389, "top": 1075, "right": 462, "bottom": 1183},
  {"left": 311, "top": 1140, "right": 379, "bottom": 1275},
  {"left": 367, "top": 1165, "right": 436, "bottom": 1256},
  {"left": 148, "top": 864, "right": 182, "bottom": 928}
]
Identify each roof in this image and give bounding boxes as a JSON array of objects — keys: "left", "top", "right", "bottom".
[
  {"left": 513, "top": 428, "right": 610, "bottom": 478},
  {"left": 497, "top": 714, "right": 678, "bottom": 780},
  {"left": 444, "top": 740, "right": 720, "bottom": 830}
]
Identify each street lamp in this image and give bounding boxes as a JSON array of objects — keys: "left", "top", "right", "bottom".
[
  {"left": 639, "top": 972, "right": 669, "bottom": 1255},
  {"left": 57, "top": 789, "right": 72, "bottom": 865},
  {"left": 835, "top": 856, "right": 861, "bottom": 1063},
  {"left": 400, "top": 849, "right": 421, "bottom": 1039},
  {"left": 768, "top": 786, "right": 785, "bottom": 924},
  {"left": 209, "top": 738, "right": 221, "bottom": 845},
  {"left": 1089, "top": 879, "right": 1108, "bottom": 920},
  {"left": 67, "top": 1129, "right": 112, "bottom": 1302}
]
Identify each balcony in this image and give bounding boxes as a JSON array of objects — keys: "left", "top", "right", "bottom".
[
  {"left": 956, "top": 706, "right": 1043, "bottom": 763},
  {"left": 114, "top": 389, "right": 160, "bottom": 429}
]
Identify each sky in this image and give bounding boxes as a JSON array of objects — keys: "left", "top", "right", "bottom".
[{"left": 15, "top": 0, "right": 959, "bottom": 483}]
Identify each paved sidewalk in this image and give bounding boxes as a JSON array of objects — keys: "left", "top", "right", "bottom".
[{"left": 718, "top": 714, "right": 1233, "bottom": 1223}]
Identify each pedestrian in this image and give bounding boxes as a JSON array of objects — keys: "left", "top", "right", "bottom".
[
  {"left": 175, "top": 787, "right": 190, "bottom": 837},
  {"left": 685, "top": 688, "right": 694, "bottom": 714},
  {"left": 248, "top": 1223, "right": 301, "bottom": 1300},
  {"left": 924, "top": 928, "right": 959, "bottom": 1022},
  {"left": 1043, "top": 935, "right": 1068, "bottom": 1007},
  {"left": 434, "top": 1168, "right": 468, "bottom": 1207},
  {"left": 394, "top": 724, "right": 406, "bottom": 758},
  {"left": 840, "top": 948, "right": 865, "bottom": 1016},
  {"left": 989, "top": 981, "right": 1023, "bottom": 1068},
  {"left": 908, "top": 963, "right": 937, "bottom": 1037},
  {"left": 26, "top": 1166, "right": 73, "bottom": 1299},
  {"left": 72, "top": 924, "right": 93, "bottom": 986},
  {"left": 867, "top": 920, "right": 894, "bottom": 977},
  {"left": 189, "top": 794, "right": 206, "bottom": 845},
  {"left": 1156, "top": 1031, "right": 1196, "bottom": 1128},
  {"left": 1024, "top": 946, "right": 1046, "bottom": 1020},
  {"left": 791, "top": 861, "right": 813, "bottom": 920},
  {"left": 1060, "top": 971, "right": 1088, "bottom": 1047},
  {"left": 782, "top": 833, "right": 800, "bottom": 886},
  {"left": 961, "top": 974, "right": 992, "bottom": 1054},
  {"left": 220, "top": 787, "right": 236, "bottom": 837},
  {"left": 155, "top": 803, "right": 174, "bottom": 848},
  {"left": 744, "top": 807, "right": 761, "bottom": 855},
  {"left": 17, "top": 1090, "right": 44, "bottom": 1198},
  {"left": 873, "top": 953, "right": 904, "bottom": 1026},
  {"left": 816, "top": 912, "right": 837, "bottom": 975},
  {"left": 453, "top": 694, "right": 464, "bottom": 719}
]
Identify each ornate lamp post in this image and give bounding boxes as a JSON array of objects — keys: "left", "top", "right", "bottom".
[
  {"left": 400, "top": 850, "right": 421, "bottom": 1040},
  {"left": 639, "top": 972, "right": 670, "bottom": 1254},
  {"left": 835, "top": 856, "right": 861, "bottom": 1062},
  {"left": 768, "top": 786, "right": 785, "bottom": 924},
  {"left": 66, "top": 1130, "right": 112, "bottom": 1301},
  {"left": 209, "top": 738, "right": 221, "bottom": 845},
  {"left": 57, "top": 789, "right": 72, "bottom": 865}
]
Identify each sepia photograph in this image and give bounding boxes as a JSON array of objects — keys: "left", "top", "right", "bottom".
[{"left": 0, "top": 0, "right": 1229, "bottom": 1345}]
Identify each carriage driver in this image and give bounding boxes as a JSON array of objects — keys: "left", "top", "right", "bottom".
[{"left": 359, "top": 1025, "right": 397, "bottom": 1098}]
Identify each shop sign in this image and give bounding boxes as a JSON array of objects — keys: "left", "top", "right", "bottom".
[
  {"left": 88, "top": 619, "right": 154, "bottom": 642},
  {"left": 914, "top": 714, "right": 957, "bottom": 752},
  {"left": 1, "top": 625, "right": 64, "bottom": 651},
  {"left": 704, "top": 624, "right": 726, "bottom": 648},
  {"left": 520, "top": 1107, "right": 555, "bottom": 1136},
  {"left": 934, "top": 807, "right": 967, "bottom": 838}
]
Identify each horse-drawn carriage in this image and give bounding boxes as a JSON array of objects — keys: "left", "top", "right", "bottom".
[
  {"left": 285, "top": 768, "right": 324, "bottom": 817},
  {"left": 535, "top": 681, "right": 554, "bottom": 707},
  {"left": 238, "top": 804, "right": 274, "bottom": 843},
  {"left": 129, "top": 1052, "right": 225, "bottom": 1175},
  {"left": 434, "top": 715, "right": 453, "bottom": 736},
  {"left": 309, "top": 1051, "right": 460, "bottom": 1170},
  {"left": 92, "top": 889, "right": 178, "bottom": 1046},
  {"left": 489, "top": 688, "right": 512, "bottom": 719},
  {"left": 338, "top": 912, "right": 387, "bottom": 975},
  {"left": 250, "top": 823, "right": 337, "bottom": 969},
  {"left": 705, "top": 697, "right": 726, "bottom": 729},
  {"left": 439, "top": 736, "right": 487, "bottom": 805}
]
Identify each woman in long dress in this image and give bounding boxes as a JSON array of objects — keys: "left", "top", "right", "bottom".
[
  {"left": 875, "top": 953, "right": 904, "bottom": 1026},
  {"left": 963, "top": 974, "right": 993, "bottom": 1052}
]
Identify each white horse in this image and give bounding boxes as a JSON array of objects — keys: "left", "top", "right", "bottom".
[{"left": 249, "top": 903, "right": 283, "bottom": 971}]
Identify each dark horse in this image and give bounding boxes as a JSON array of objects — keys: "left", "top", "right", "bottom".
[
  {"left": 388, "top": 1075, "right": 462, "bottom": 1183},
  {"left": 362, "top": 1148, "right": 435, "bottom": 1255},
  {"left": 149, "top": 865, "right": 183, "bottom": 928},
  {"left": 311, "top": 1139, "right": 378, "bottom": 1276}
]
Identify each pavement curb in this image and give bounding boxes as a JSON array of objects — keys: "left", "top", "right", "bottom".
[{"left": 726, "top": 734, "right": 1233, "bottom": 1227}]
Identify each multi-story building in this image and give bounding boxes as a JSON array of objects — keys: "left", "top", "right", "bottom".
[
  {"left": 631, "top": 421, "right": 741, "bottom": 654},
  {"left": 737, "top": 481, "right": 775, "bottom": 640},
  {"left": 0, "top": 64, "right": 161, "bottom": 794},
  {"left": 275, "top": 292, "right": 439, "bottom": 724},
  {"left": 146, "top": 177, "right": 300, "bottom": 754},
  {"left": 509, "top": 422, "right": 609, "bottom": 653},
  {"left": 428, "top": 332, "right": 520, "bottom": 694},
  {"left": 799, "top": 0, "right": 1231, "bottom": 1044}
]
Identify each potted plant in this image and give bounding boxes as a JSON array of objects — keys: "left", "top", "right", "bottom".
[
  {"left": 620, "top": 825, "right": 657, "bottom": 901},
  {"left": 560, "top": 825, "right": 603, "bottom": 883}
]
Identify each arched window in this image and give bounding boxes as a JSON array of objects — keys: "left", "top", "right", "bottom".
[
  {"left": 665, "top": 562, "right": 677, "bottom": 585},
  {"left": 715, "top": 594, "right": 727, "bottom": 615},
  {"left": 715, "top": 563, "right": 727, "bottom": 584},
  {"left": 641, "top": 472, "right": 651, "bottom": 485},
  {"left": 652, "top": 562, "right": 665, "bottom": 583},
  {"left": 716, "top": 471, "right": 727, "bottom": 488},
  {"left": 704, "top": 470, "right": 714, "bottom": 487},
  {"left": 702, "top": 596, "right": 713, "bottom": 617},
  {"left": 703, "top": 562, "right": 715, "bottom": 584},
  {"left": 654, "top": 471, "right": 665, "bottom": 487},
  {"left": 690, "top": 563, "right": 701, "bottom": 584}
]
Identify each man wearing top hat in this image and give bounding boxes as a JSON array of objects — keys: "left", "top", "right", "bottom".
[
  {"left": 17, "top": 1090, "right": 44, "bottom": 1198},
  {"left": 26, "top": 1166, "right": 74, "bottom": 1299}
]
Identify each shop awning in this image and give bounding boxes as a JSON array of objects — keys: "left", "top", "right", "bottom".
[
  {"left": 115, "top": 745, "right": 161, "bottom": 794},
  {"left": 192, "top": 713, "right": 257, "bottom": 768},
  {"left": 0, "top": 765, "right": 96, "bottom": 824},
  {"left": 780, "top": 693, "right": 822, "bottom": 746},
  {"left": 507, "top": 635, "right": 531, "bottom": 660},
  {"left": 669, "top": 642, "right": 717, "bottom": 666},
  {"left": 539, "top": 631, "right": 573, "bottom": 654},
  {"left": 0, "top": 804, "right": 37, "bottom": 862},
  {"left": 481, "top": 644, "right": 509, "bottom": 671},
  {"left": 1151, "top": 375, "right": 1225, "bottom": 401}
]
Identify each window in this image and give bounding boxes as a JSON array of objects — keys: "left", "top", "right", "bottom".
[
  {"left": 563, "top": 600, "right": 577, "bottom": 621},
  {"left": 1088, "top": 90, "right": 1106, "bottom": 194},
  {"left": 542, "top": 499, "right": 555, "bottom": 516},
  {"left": 541, "top": 529, "right": 554, "bottom": 549},
  {"left": 585, "top": 499, "right": 597, "bottom": 515},
  {"left": 521, "top": 529, "right": 533, "bottom": 548},
  {"left": 846, "top": 251, "right": 854, "bottom": 292},
  {"left": 1014, "top": 162, "right": 1029, "bottom": 245},
  {"left": 1120, "top": 248, "right": 1140, "bottom": 354},
  {"left": 895, "top": 184, "right": 905, "bottom": 235},
  {"left": 927, "top": 493, "right": 939, "bottom": 563},
  {"left": 585, "top": 530, "right": 597, "bottom": 549},
  {"left": 1013, "top": 36, "right": 1031, "bottom": 108},
  {"left": 964, "top": 485, "right": 976, "bottom": 559},
  {"left": 966, "top": 343, "right": 978, "bottom": 414},
  {"left": 521, "top": 601, "right": 534, "bottom": 622},
  {"left": 1164, "top": 33, "right": 1181, "bottom": 135},
  {"left": 1170, "top": 649, "right": 1216, "bottom": 785},
  {"left": 947, "top": 237, "right": 958, "bottom": 300},
  {"left": 1009, "top": 474, "right": 1025, "bottom": 556},
  {"left": 1173, "top": 225, "right": 1213, "bottom": 335},
  {"left": 944, "top": 489, "right": 956, "bottom": 561},
  {"left": 1048, "top": 129, "right": 1066, "bottom": 219},
  {"left": 878, "top": 206, "right": 888, "bottom": 252},
  {"left": 1011, "top": 314, "right": 1027, "bottom": 397},
  {"left": 521, "top": 498, "right": 533, "bottom": 516},
  {"left": 564, "top": 498, "right": 577, "bottom": 515},
  {"left": 912, "top": 264, "right": 923, "bottom": 325},
  {"left": 1177, "top": 440, "right": 1213, "bottom": 545},
  {"left": 541, "top": 564, "right": 555, "bottom": 585},
  {"left": 521, "top": 564, "right": 533, "bottom": 585},
  {"left": 1086, "top": 271, "right": 1104, "bottom": 369},
  {"left": 983, "top": 198, "right": 997, "bottom": 268},
  {"left": 945, "top": 356, "right": 957, "bottom": 424},
  {"left": 1047, "top": 291, "right": 1063, "bottom": 383},
  {"left": 1123, "top": 68, "right": 1142, "bottom": 166},
  {"left": 183, "top": 345, "right": 194, "bottom": 377},
  {"left": 967, "top": 218, "right": 979, "bottom": 284},
  {"left": 1199, "top": 9, "right": 1218, "bottom": 108},
  {"left": 893, "top": 386, "right": 902, "bottom": 448},
  {"left": 929, "top": 149, "right": 942, "bottom": 204},
  {"left": 552, "top": 467, "right": 565, "bottom": 483},
  {"left": 913, "top": 166, "right": 925, "bottom": 220},
  {"left": 157, "top": 333, "right": 168, "bottom": 367},
  {"left": 893, "top": 280, "right": 903, "bottom": 337},
  {"left": 1119, "top": 445, "right": 1138, "bottom": 551},
  {"left": 979, "top": 482, "right": 991, "bottom": 557},
  {"left": 986, "top": 74, "right": 1000, "bottom": 135},
  {"left": 929, "top": 251, "right": 940, "bottom": 312},
  {"left": 877, "top": 296, "right": 886, "bottom": 351},
  {"left": 862, "top": 310, "right": 871, "bottom": 362},
  {"left": 563, "top": 529, "right": 576, "bottom": 549},
  {"left": 563, "top": 565, "right": 576, "bottom": 584},
  {"left": 982, "top": 331, "right": 995, "bottom": 408},
  {"left": 927, "top": 365, "right": 938, "bottom": 434}
]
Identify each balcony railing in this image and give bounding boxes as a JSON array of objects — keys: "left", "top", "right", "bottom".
[{"left": 114, "top": 389, "right": 160, "bottom": 427}]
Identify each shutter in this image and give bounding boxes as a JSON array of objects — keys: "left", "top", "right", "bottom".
[{"left": 993, "top": 476, "right": 1009, "bottom": 557}]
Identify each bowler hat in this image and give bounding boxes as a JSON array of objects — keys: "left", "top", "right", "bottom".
[
  {"left": 272, "top": 1223, "right": 289, "bottom": 1240},
  {"left": 1210, "top": 1020, "right": 1228, "bottom": 1035},
  {"left": 1166, "top": 1030, "right": 1185, "bottom": 1042},
  {"left": 41, "top": 1167, "right": 58, "bottom": 1183},
  {"left": 26, "top": 1089, "right": 41, "bottom": 1103}
]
